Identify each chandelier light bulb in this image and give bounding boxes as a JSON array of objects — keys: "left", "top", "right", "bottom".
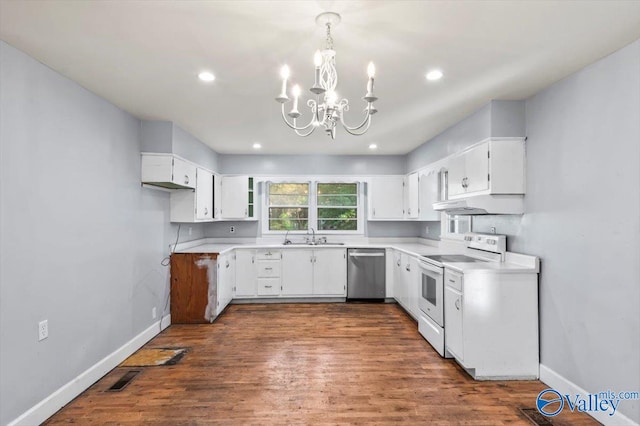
[
  {"left": 314, "top": 51, "right": 322, "bottom": 67},
  {"left": 281, "top": 65, "right": 290, "bottom": 80},
  {"left": 367, "top": 62, "right": 376, "bottom": 78},
  {"left": 292, "top": 84, "right": 301, "bottom": 97}
]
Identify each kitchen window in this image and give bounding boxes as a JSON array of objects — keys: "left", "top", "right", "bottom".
[
  {"left": 316, "top": 183, "right": 358, "bottom": 231},
  {"left": 441, "top": 214, "right": 472, "bottom": 240},
  {"left": 265, "top": 180, "right": 361, "bottom": 234},
  {"left": 267, "top": 182, "right": 309, "bottom": 231}
]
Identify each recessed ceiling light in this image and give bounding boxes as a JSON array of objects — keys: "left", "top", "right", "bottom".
[
  {"left": 426, "top": 69, "right": 443, "bottom": 81},
  {"left": 369, "top": 144, "right": 378, "bottom": 150},
  {"left": 198, "top": 71, "right": 215, "bottom": 82},
  {"left": 252, "top": 143, "right": 262, "bottom": 149}
]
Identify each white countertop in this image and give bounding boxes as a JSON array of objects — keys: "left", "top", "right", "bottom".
[{"left": 172, "top": 238, "right": 539, "bottom": 274}]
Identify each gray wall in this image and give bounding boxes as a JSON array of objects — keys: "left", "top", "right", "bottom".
[
  {"left": 475, "top": 40, "right": 640, "bottom": 422},
  {"left": 141, "top": 121, "right": 220, "bottom": 172},
  {"left": 220, "top": 154, "right": 406, "bottom": 175},
  {"left": 0, "top": 41, "right": 198, "bottom": 425},
  {"left": 405, "top": 100, "right": 526, "bottom": 172}
]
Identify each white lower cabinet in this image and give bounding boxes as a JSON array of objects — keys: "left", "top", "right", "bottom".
[
  {"left": 281, "top": 250, "right": 314, "bottom": 295},
  {"left": 234, "top": 249, "right": 257, "bottom": 297},
  {"left": 312, "top": 249, "right": 347, "bottom": 296},
  {"left": 393, "top": 251, "right": 419, "bottom": 319},
  {"left": 216, "top": 253, "right": 235, "bottom": 316},
  {"left": 443, "top": 268, "right": 539, "bottom": 379}
]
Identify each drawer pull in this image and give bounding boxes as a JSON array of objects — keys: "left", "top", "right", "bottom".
[
  {"left": 264, "top": 267, "right": 273, "bottom": 271},
  {"left": 448, "top": 279, "right": 456, "bottom": 283},
  {"left": 264, "top": 285, "right": 272, "bottom": 289}
]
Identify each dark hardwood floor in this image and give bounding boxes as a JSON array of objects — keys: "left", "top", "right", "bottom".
[{"left": 44, "top": 303, "right": 598, "bottom": 425}]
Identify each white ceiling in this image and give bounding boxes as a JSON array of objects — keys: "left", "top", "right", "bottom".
[{"left": 1, "top": 1, "right": 639, "bottom": 155}]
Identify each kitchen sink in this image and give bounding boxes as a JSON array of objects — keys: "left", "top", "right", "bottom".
[{"left": 282, "top": 241, "right": 345, "bottom": 246}]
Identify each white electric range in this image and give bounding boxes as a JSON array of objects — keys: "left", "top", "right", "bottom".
[{"left": 416, "top": 233, "right": 507, "bottom": 357}]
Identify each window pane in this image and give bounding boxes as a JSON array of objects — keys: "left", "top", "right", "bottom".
[
  {"left": 317, "top": 183, "right": 357, "bottom": 195},
  {"left": 269, "top": 194, "right": 309, "bottom": 206},
  {"left": 269, "top": 207, "right": 308, "bottom": 219},
  {"left": 318, "top": 219, "right": 357, "bottom": 231},
  {"left": 269, "top": 183, "right": 308, "bottom": 195},
  {"left": 317, "top": 195, "right": 357, "bottom": 206},
  {"left": 317, "top": 208, "right": 357, "bottom": 219},
  {"left": 269, "top": 219, "right": 308, "bottom": 231}
]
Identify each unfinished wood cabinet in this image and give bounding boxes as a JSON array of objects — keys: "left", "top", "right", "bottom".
[{"left": 170, "top": 253, "right": 218, "bottom": 324}]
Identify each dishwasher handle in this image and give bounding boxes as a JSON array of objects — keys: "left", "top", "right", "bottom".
[{"left": 348, "top": 252, "right": 385, "bottom": 257}]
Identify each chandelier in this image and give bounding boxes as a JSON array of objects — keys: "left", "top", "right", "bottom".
[{"left": 275, "top": 12, "right": 378, "bottom": 139}]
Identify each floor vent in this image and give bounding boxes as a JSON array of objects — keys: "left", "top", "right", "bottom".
[
  {"left": 519, "top": 408, "right": 553, "bottom": 425},
  {"left": 107, "top": 370, "right": 141, "bottom": 392}
]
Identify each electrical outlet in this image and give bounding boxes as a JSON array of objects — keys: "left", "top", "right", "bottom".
[
  {"left": 229, "top": 226, "right": 235, "bottom": 234},
  {"left": 152, "top": 307, "right": 157, "bottom": 319},
  {"left": 38, "top": 320, "right": 48, "bottom": 341},
  {"left": 188, "top": 227, "right": 193, "bottom": 236}
]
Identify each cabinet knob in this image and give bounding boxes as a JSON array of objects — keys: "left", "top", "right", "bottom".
[
  {"left": 373, "top": 208, "right": 376, "bottom": 217},
  {"left": 185, "top": 175, "right": 189, "bottom": 185},
  {"left": 455, "top": 298, "right": 460, "bottom": 310},
  {"left": 245, "top": 208, "right": 248, "bottom": 217},
  {"left": 204, "top": 207, "right": 208, "bottom": 215}
]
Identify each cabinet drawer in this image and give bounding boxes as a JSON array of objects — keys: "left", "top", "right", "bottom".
[
  {"left": 445, "top": 269, "right": 463, "bottom": 291},
  {"left": 257, "top": 278, "right": 281, "bottom": 296},
  {"left": 256, "top": 249, "right": 281, "bottom": 260},
  {"left": 257, "top": 261, "right": 281, "bottom": 277}
]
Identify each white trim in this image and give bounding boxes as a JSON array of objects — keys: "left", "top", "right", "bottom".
[
  {"left": 8, "top": 315, "right": 171, "bottom": 426},
  {"left": 539, "top": 364, "right": 639, "bottom": 426}
]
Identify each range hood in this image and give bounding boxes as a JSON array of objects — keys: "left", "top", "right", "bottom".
[{"left": 432, "top": 194, "right": 524, "bottom": 215}]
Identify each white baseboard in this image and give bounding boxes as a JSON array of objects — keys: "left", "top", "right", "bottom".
[
  {"left": 540, "top": 364, "right": 639, "bottom": 426},
  {"left": 8, "top": 314, "right": 171, "bottom": 426}
]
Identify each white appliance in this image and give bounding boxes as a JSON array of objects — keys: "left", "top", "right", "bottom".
[{"left": 417, "top": 233, "right": 507, "bottom": 357}]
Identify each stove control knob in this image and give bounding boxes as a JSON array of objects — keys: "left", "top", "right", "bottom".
[{"left": 488, "top": 239, "right": 496, "bottom": 245}]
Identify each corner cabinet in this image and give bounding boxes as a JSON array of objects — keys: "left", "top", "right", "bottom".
[
  {"left": 141, "top": 153, "right": 196, "bottom": 190},
  {"left": 443, "top": 268, "right": 539, "bottom": 379},
  {"left": 170, "top": 168, "right": 216, "bottom": 223},
  {"left": 220, "top": 176, "right": 255, "bottom": 219},
  {"left": 368, "top": 176, "right": 405, "bottom": 220},
  {"left": 447, "top": 138, "right": 525, "bottom": 199}
]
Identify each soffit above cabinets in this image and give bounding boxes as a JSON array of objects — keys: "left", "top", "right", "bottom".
[{"left": 1, "top": 1, "right": 639, "bottom": 155}]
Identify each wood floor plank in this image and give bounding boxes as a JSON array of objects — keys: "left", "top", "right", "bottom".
[{"left": 44, "top": 303, "right": 598, "bottom": 425}]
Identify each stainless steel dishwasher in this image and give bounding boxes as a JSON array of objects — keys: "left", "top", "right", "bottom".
[{"left": 347, "top": 248, "right": 386, "bottom": 300}]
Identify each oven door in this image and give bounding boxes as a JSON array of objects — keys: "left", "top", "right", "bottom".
[{"left": 418, "top": 260, "right": 444, "bottom": 327}]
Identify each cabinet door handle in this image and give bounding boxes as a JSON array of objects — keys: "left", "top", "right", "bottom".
[
  {"left": 245, "top": 208, "right": 248, "bottom": 217},
  {"left": 185, "top": 175, "right": 189, "bottom": 185},
  {"left": 397, "top": 260, "right": 401, "bottom": 267},
  {"left": 204, "top": 207, "right": 208, "bottom": 215},
  {"left": 407, "top": 208, "right": 411, "bottom": 215},
  {"left": 373, "top": 208, "right": 376, "bottom": 217},
  {"left": 251, "top": 256, "right": 255, "bottom": 264},
  {"left": 448, "top": 279, "right": 456, "bottom": 283},
  {"left": 225, "top": 261, "right": 230, "bottom": 268},
  {"left": 455, "top": 298, "right": 460, "bottom": 310},
  {"left": 406, "top": 265, "right": 410, "bottom": 272}
]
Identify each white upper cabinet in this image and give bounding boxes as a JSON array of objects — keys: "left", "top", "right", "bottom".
[
  {"left": 213, "top": 173, "right": 222, "bottom": 219},
  {"left": 221, "top": 176, "right": 250, "bottom": 219},
  {"left": 447, "top": 139, "right": 525, "bottom": 199},
  {"left": 368, "top": 176, "right": 405, "bottom": 220},
  {"left": 195, "top": 168, "right": 214, "bottom": 220},
  {"left": 141, "top": 153, "right": 196, "bottom": 189},
  {"left": 404, "top": 172, "right": 419, "bottom": 219},
  {"left": 170, "top": 167, "right": 215, "bottom": 223},
  {"left": 418, "top": 168, "right": 441, "bottom": 221}
]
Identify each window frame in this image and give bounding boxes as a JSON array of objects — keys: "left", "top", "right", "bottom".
[{"left": 261, "top": 178, "right": 364, "bottom": 235}]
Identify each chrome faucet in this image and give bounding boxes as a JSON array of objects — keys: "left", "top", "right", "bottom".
[
  {"left": 308, "top": 227, "right": 316, "bottom": 244},
  {"left": 283, "top": 229, "right": 292, "bottom": 245}
]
